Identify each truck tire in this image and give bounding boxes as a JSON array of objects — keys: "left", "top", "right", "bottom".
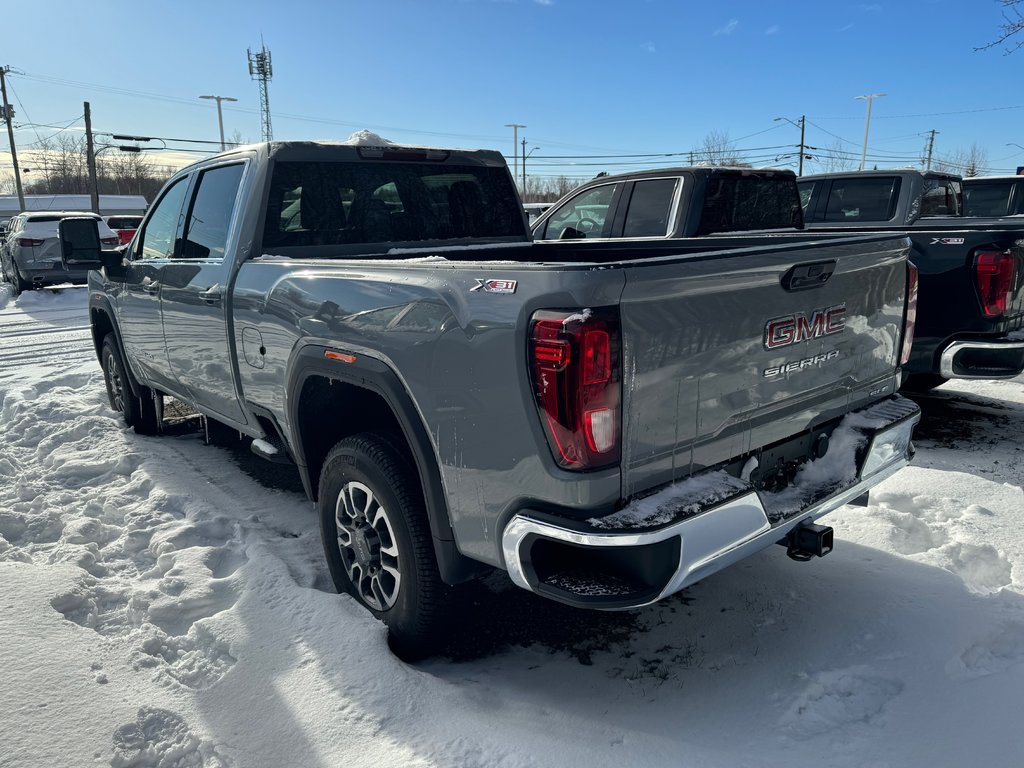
[
  {"left": 101, "top": 333, "right": 161, "bottom": 435},
  {"left": 318, "top": 433, "right": 448, "bottom": 660}
]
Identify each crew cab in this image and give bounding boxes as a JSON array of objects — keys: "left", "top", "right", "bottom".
[
  {"left": 798, "top": 170, "right": 1024, "bottom": 390},
  {"left": 60, "top": 139, "right": 920, "bottom": 658}
]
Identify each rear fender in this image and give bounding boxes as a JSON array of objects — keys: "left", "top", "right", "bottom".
[{"left": 286, "top": 344, "right": 484, "bottom": 585}]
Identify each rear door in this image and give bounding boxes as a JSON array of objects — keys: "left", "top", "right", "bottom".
[
  {"left": 616, "top": 235, "right": 910, "bottom": 497},
  {"left": 160, "top": 160, "right": 249, "bottom": 425}
]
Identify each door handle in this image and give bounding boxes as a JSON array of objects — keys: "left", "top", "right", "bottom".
[
  {"left": 200, "top": 286, "right": 223, "bottom": 305},
  {"left": 143, "top": 282, "right": 161, "bottom": 295}
]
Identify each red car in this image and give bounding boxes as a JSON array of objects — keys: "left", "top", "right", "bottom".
[{"left": 103, "top": 215, "right": 144, "bottom": 246}]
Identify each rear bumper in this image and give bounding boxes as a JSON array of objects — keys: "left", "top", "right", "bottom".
[
  {"left": 938, "top": 337, "right": 1024, "bottom": 379},
  {"left": 15, "top": 264, "right": 89, "bottom": 287},
  {"left": 501, "top": 395, "right": 920, "bottom": 610}
]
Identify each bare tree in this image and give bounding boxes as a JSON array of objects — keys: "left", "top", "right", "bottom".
[
  {"left": 978, "top": 0, "right": 1024, "bottom": 53},
  {"left": 808, "top": 140, "right": 858, "bottom": 173},
  {"left": 18, "top": 134, "right": 173, "bottom": 202},
  {"left": 933, "top": 143, "right": 989, "bottom": 177},
  {"left": 522, "top": 175, "right": 580, "bottom": 203},
  {"left": 691, "top": 130, "right": 750, "bottom": 167}
]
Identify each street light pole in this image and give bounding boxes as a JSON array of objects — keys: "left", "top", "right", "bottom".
[
  {"left": 199, "top": 95, "right": 238, "bottom": 150},
  {"left": 522, "top": 142, "right": 540, "bottom": 195},
  {"left": 855, "top": 93, "right": 886, "bottom": 171}
]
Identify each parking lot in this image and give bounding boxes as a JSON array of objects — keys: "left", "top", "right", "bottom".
[{"left": 1, "top": 283, "right": 1022, "bottom": 767}]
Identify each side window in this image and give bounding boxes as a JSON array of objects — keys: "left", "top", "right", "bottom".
[
  {"left": 622, "top": 178, "right": 678, "bottom": 238},
  {"left": 178, "top": 163, "right": 245, "bottom": 260},
  {"left": 540, "top": 184, "right": 617, "bottom": 240},
  {"left": 920, "top": 178, "right": 961, "bottom": 217},
  {"left": 136, "top": 177, "right": 190, "bottom": 260},
  {"left": 823, "top": 177, "right": 900, "bottom": 223},
  {"left": 798, "top": 181, "right": 816, "bottom": 215}
]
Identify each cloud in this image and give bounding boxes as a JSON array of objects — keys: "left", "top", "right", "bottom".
[
  {"left": 642, "top": 41, "right": 656, "bottom": 53},
  {"left": 713, "top": 19, "right": 739, "bottom": 36},
  {"left": 839, "top": 22, "right": 855, "bottom": 31},
  {"left": 858, "top": 3, "right": 881, "bottom": 10},
  {"left": 765, "top": 24, "right": 780, "bottom": 35},
  {"left": 533, "top": 0, "right": 553, "bottom": 4}
]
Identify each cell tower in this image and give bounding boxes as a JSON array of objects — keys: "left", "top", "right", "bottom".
[{"left": 247, "top": 44, "right": 273, "bottom": 142}]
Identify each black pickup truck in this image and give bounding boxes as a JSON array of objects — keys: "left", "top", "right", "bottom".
[
  {"left": 798, "top": 170, "right": 1024, "bottom": 390},
  {"left": 59, "top": 144, "right": 919, "bottom": 657}
]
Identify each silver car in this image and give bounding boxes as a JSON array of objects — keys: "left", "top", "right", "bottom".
[{"left": 1, "top": 211, "right": 119, "bottom": 293}]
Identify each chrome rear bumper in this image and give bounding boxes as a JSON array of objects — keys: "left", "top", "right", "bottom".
[{"left": 501, "top": 396, "right": 920, "bottom": 610}]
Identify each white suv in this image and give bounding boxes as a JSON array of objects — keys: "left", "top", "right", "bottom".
[{"left": 1, "top": 211, "right": 119, "bottom": 294}]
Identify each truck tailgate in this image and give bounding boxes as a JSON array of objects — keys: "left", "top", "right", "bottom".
[{"left": 619, "top": 234, "right": 911, "bottom": 497}]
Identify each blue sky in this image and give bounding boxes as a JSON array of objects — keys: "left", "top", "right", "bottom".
[{"left": 2, "top": 0, "right": 1023, "bottom": 182}]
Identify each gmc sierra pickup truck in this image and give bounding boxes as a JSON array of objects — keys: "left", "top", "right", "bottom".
[
  {"left": 60, "top": 140, "right": 920, "bottom": 658},
  {"left": 798, "top": 170, "right": 1024, "bottom": 390}
]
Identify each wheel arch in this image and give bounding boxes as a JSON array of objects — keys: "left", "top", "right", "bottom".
[
  {"left": 286, "top": 345, "right": 484, "bottom": 585},
  {"left": 89, "top": 295, "right": 144, "bottom": 397}
]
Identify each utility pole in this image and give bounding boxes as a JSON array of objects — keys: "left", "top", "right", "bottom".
[
  {"left": 505, "top": 123, "right": 526, "bottom": 187},
  {"left": 798, "top": 115, "right": 806, "bottom": 176},
  {"left": 247, "top": 45, "right": 274, "bottom": 142},
  {"left": 0, "top": 66, "right": 25, "bottom": 211},
  {"left": 85, "top": 101, "right": 99, "bottom": 214},
  {"left": 774, "top": 115, "right": 808, "bottom": 175},
  {"left": 925, "top": 129, "right": 939, "bottom": 170},
  {"left": 199, "top": 94, "right": 238, "bottom": 150},
  {"left": 855, "top": 92, "right": 886, "bottom": 171}
]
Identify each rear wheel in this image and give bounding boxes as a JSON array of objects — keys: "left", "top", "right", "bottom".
[
  {"left": 319, "top": 433, "right": 448, "bottom": 660},
  {"left": 101, "top": 333, "right": 161, "bottom": 435}
]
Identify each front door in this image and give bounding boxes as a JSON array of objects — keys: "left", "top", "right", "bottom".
[
  {"left": 160, "top": 161, "right": 248, "bottom": 426},
  {"left": 117, "top": 175, "right": 190, "bottom": 389}
]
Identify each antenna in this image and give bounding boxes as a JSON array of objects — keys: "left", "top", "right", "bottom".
[{"left": 247, "top": 44, "right": 274, "bottom": 142}]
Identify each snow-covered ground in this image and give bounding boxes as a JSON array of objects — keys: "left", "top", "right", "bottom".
[{"left": 1, "top": 284, "right": 1022, "bottom": 767}]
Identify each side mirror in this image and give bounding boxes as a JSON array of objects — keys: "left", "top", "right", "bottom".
[
  {"left": 58, "top": 217, "right": 127, "bottom": 279},
  {"left": 59, "top": 217, "right": 104, "bottom": 269}
]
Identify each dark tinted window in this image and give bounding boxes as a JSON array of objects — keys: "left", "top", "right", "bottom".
[
  {"left": 623, "top": 178, "right": 677, "bottom": 237},
  {"left": 919, "top": 177, "right": 961, "bottom": 217},
  {"left": 179, "top": 163, "right": 245, "bottom": 260},
  {"left": 823, "top": 177, "right": 900, "bottom": 222},
  {"left": 697, "top": 174, "right": 802, "bottom": 235},
  {"left": 797, "top": 180, "right": 817, "bottom": 214},
  {"left": 263, "top": 161, "right": 526, "bottom": 249},
  {"left": 964, "top": 182, "right": 1014, "bottom": 217},
  {"left": 106, "top": 216, "right": 143, "bottom": 229}
]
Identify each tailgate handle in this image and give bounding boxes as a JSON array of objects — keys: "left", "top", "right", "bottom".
[{"left": 782, "top": 260, "right": 836, "bottom": 292}]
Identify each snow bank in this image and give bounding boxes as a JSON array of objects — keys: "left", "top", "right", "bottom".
[{"left": 2, "top": 286, "right": 1023, "bottom": 767}]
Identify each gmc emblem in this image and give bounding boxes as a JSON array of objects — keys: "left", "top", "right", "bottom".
[{"left": 764, "top": 304, "right": 847, "bottom": 350}]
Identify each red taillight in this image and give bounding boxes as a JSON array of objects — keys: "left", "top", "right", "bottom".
[
  {"left": 901, "top": 260, "right": 919, "bottom": 366},
  {"left": 100, "top": 236, "right": 120, "bottom": 247},
  {"left": 975, "top": 249, "right": 1016, "bottom": 318},
  {"left": 16, "top": 237, "right": 44, "bottom": 247},
  {"left": 530, "top": 308, "right": 621, "bottom": 470}
]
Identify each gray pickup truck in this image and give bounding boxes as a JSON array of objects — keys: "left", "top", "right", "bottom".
[{"left": 60, "top": 140, "right": 920, "bottom": 658}]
